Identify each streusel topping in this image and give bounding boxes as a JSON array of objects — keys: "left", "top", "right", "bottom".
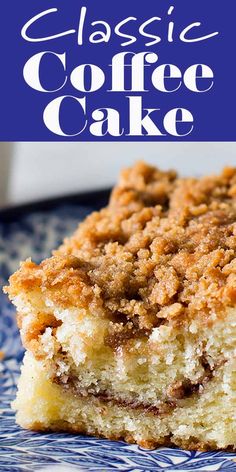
[{"left": 8, "top": 162, "right": 236, "bottom": 329}]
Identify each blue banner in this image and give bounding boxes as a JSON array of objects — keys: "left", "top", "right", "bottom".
[{"left": 0, "top": 1, "right": 235, "bottom": 141}]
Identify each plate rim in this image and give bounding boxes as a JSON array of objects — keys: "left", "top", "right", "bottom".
[{"left": 0, "top": 188, "right": 111, "bottom": 222}]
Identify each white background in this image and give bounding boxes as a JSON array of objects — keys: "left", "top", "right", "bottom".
[{"left": 1, "top": 142, "right": 236, "bottom": 207}]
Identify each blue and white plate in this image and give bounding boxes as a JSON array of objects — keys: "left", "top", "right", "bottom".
[{"left": 1, "top": 195, "right": 236, "bottom": 472}]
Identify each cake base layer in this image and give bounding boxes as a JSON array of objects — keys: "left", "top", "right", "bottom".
[{"left": 13, "top": 352, "right": 236, "bottom": 451}]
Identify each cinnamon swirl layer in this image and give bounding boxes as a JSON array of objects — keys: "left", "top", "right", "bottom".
[{"left": 13, "top": 352, "right": 236, "bottom": 451}]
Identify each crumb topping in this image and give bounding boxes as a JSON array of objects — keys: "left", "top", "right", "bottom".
[{"left": 7, "top": 162, "right": 236, "bottom": 329}]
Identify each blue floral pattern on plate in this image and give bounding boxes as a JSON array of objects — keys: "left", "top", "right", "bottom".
[{"left": 1, "top": 203, "right": 236, "bottom": 471}]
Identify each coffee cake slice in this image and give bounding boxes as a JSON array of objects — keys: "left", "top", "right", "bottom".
[{"left": 5, "top": 162, "right": 236, "bottom": 450}]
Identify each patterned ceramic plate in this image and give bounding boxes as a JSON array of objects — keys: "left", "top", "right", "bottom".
[{"left": 1, "top": 192, "right": 236, "bottom": 472}]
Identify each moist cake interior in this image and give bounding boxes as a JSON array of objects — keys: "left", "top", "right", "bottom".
[{"left": 5, "top": 162, "right": 236, "bottom": 450}]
